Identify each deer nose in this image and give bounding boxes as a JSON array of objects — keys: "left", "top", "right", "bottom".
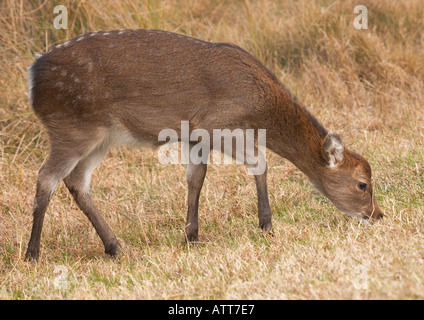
[{"left": 377, "top": 213, "right": 383, "bottom": 220}]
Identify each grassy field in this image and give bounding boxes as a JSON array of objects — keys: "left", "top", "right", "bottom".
[{"left": 1, "top": 0, "right": 423, "bottom": 299}]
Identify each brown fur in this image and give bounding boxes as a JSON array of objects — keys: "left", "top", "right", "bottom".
[{"left": 25, "top": 29, "right": 383, "bottom": 261}]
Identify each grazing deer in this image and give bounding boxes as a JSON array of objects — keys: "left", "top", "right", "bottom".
[{"left": 25, "top": 29, "right": 383, "bottom": 261}]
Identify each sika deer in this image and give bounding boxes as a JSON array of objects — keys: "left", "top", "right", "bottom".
[{"left": 25, "top": 29, "right": 383, "bottom": 261}]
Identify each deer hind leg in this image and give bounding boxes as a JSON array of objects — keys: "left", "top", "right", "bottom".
[
  {"left": 63, "top": 142, "right": 119, "bottom": 257},
  {"left": 25, "top": 152, "right": 82, "bottom": 261},
  {"left": 25, "top": 128, "right": 110, "bottom": 261}
]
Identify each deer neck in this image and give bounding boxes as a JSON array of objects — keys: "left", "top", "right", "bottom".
[{"left": 266, "top": 87, "right": 328, "bottom": 181}]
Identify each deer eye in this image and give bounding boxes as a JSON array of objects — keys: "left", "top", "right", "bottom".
[{"left": 358, "top": 182, "right": 367, "bottom": 191}]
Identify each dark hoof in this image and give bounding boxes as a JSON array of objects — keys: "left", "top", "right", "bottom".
[
  {"left": 105, "top": 242, "right": 120, "bottom": 258},
  {"left": 185, "top": 233, "right": 199, "bottom": 243},
  {"left": 259, "top": 219, "right": 272, "bottom": 231},
  {"left": 25, "top": 248, "right": 40, "bottom": 263}
]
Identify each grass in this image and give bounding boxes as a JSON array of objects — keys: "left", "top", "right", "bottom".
[{"left": 1, "top": 0, "right": 424, "bottom": 299}]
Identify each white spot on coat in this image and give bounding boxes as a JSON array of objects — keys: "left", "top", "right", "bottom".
[{"left": 27, "top": 63, "right": 35, "bottom": 104}]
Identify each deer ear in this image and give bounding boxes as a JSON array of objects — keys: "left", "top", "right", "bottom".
[{"left": 323, "top": 132, "right": 344, "bottom": 168}]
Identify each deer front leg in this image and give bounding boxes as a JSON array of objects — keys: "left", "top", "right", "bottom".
[
  {"left": 254, "top": 166, "right": 272, "bottom": 231},
  {"left": 244, "top": 138, "right": 272, "bottom": 231},
  {"left": 185, "top": 161, "right": 207, "bottom": 242}
]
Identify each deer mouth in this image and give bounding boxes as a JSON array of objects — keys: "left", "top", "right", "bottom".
[
  {"left": 343, "top": 211, "right": 370, "bottom": 222},
  {"left": 352, "top": 212, "right": 383, "bottom": 223},
  {"left": 361, "top": 213, "right": 372, "bottom": 223},
  {"left": 362, "top": 212, "right": 383, "bottom": 222}
]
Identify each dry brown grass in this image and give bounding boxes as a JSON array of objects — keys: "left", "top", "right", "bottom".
[{"left": 1, "top": 0, "right": 423, "bottom": 299}]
